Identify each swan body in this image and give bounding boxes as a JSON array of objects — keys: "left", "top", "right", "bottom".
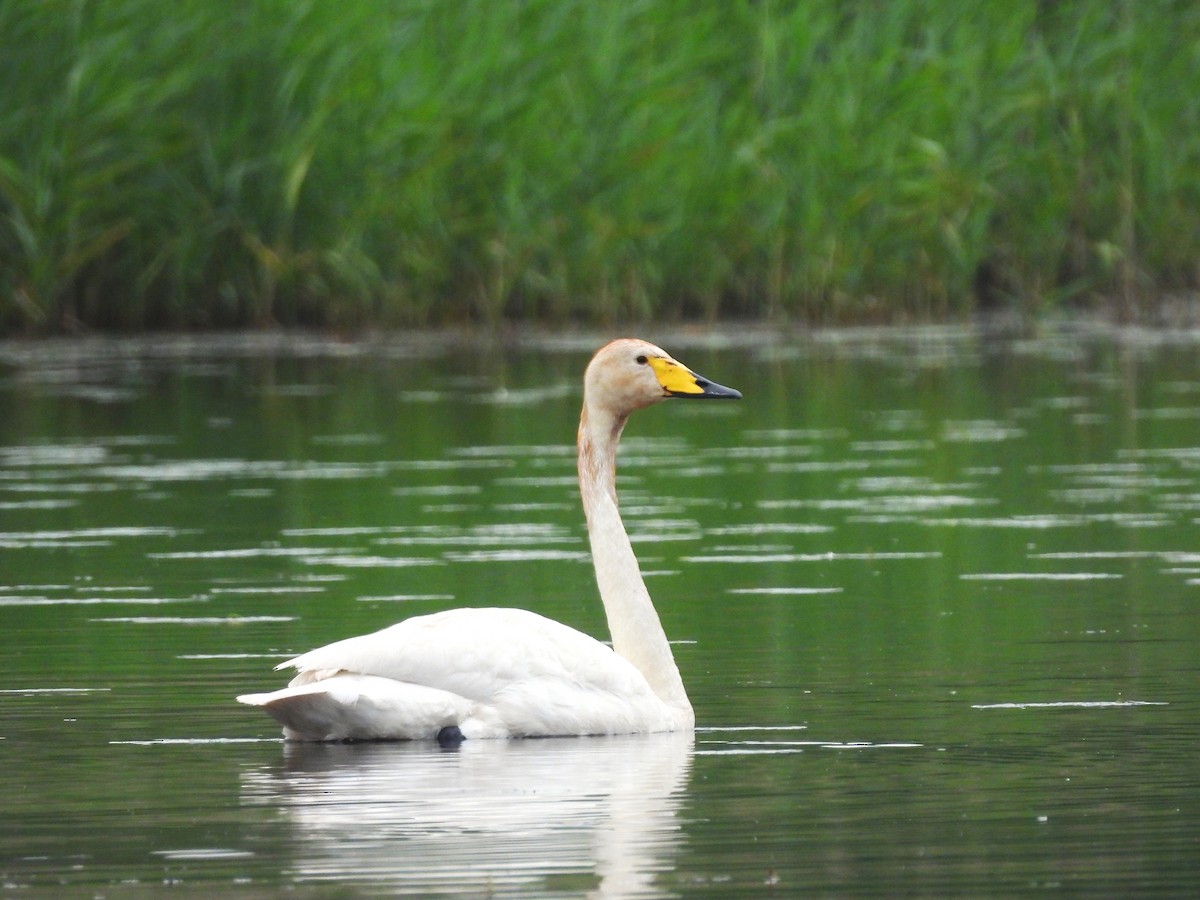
[{"left": 238, "top": 338, "right": 740, "bottom": 740}]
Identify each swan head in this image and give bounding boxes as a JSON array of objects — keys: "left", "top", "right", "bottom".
[{"left": 584, "top": 339, "right": 742, "bottom": 416}]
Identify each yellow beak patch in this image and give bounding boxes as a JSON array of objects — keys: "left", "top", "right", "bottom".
[{"left": 647, "top": 356, "right": 705, "bottom": 395}]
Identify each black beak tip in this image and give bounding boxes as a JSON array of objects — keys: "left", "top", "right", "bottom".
[
  {"left": 690, "top": 378, "right": 742, "bottom": 400},
  {"left": 708, "top": 384, "right": 742, "bottom": 399}
]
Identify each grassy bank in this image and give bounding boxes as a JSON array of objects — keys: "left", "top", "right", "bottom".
[{"left": 1, "top": 1, "right": 1198, "bottom": 331}]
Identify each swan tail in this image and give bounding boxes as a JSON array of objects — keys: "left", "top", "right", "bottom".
[{"left": 237, "top": 674, "right": 481, "bottom": 742}]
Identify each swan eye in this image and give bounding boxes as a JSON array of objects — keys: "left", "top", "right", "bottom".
[{"left": 636, "top": 355, "right": 648, "bottom": 365}]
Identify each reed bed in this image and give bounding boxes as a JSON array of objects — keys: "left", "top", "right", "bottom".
[{"left": 1, "top": 0, "right": 1197, "bottom": 331}]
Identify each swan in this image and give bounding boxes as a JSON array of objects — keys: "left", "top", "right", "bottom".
[{"left": 237, "top": 338, "right": 741, "bottom": 741}]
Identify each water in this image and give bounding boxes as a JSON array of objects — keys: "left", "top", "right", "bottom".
[{"left": 1, "top": 323, "right": 1198, "bottom": 895}]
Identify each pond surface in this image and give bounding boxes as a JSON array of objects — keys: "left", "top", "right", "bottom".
[{"left": 1, "top": 323, "right": 1198, "bottom": 896}]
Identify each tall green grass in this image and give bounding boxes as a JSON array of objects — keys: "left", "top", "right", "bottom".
[{"left": 1, "top": 0, "right": 1197, "bottom": 331}]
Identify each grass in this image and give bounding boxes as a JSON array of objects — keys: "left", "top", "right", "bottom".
[{"left": 1, "top": 0, "right": 1198, "bottom": 331}]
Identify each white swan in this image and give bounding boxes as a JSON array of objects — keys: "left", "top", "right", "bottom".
[{"left": 237, "top": 338, "right": 741, "bottom": 741}]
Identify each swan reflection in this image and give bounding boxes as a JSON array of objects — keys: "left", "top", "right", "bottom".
[{"left": 241, "top": 731, "right": 693, "bottom": 897}]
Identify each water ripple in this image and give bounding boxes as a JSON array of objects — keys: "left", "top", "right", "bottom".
[
  {"left": 684, "top": 551, "right": 942, "bottom": 563},
  {"left": 728, "top": 587, "right": 844, "bottom": 596},
  {"left": 0, "top": 596, "right": 201, "bottom": 607},
  {"left": 960, "top": 572, "right": 1123, "bottom": 581},
  {"left": 972, "top": 700, "right": 1168, "bottom": 710},
  {"left": 91, "top": 616, "right": 295, "bottom": 625}
]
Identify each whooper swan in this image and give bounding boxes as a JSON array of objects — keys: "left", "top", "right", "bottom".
[{"left": 237, "top": 338, "right": 741, "bottom": 741}]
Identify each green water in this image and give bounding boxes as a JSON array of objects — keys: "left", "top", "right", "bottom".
[{"left": 1, "top": 325, "right": 1198, "bottom": 896}]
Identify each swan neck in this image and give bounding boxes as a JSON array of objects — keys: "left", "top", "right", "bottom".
[
  {"left": 578, "top": 404, "right": 692, "bottom": 720},
  {"left": 577, "top": 406, "right": 623, "bottom": 511}
]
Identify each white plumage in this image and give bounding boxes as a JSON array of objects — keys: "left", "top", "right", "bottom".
[{"left": 237, "top": 338, "right": 741, "bottom": 740}]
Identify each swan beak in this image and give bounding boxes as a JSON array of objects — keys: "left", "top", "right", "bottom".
[{"left": 650, "top": 357, "right": 742, "bottom": 399}]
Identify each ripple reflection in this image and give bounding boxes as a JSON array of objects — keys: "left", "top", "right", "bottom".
[{"left": 241, "top": 733, "right": 693, "bottom": 897}]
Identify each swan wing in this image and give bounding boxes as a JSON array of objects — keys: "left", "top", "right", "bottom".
[
  {"left": 281, "top": 608, "right": 643, "bottom": 696},
  {"left": 238, "top": 675, "right": 477, "bottom": 741}
]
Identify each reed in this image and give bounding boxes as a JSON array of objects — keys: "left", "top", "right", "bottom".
[{"left": 1, "top": 0, "right": 1197, "bottom": 331}]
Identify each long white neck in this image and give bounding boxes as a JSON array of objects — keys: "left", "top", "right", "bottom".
[{"left": 578, "top": 405, "right": 692, "bottom": 719}]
